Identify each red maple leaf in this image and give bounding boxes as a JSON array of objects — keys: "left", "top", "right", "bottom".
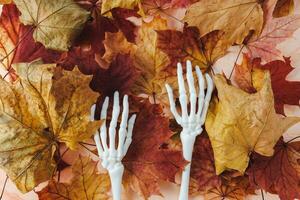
[
  {"left": 233, "top": 55, "right": 300, "bottom": 115},
  {"left": 247, "top": 138, "right": 300, "bottom": 200},
  {"left": 157, "top": 26, "right": 226, "bottom": 74},
  {"left": 123, "top": 100, "right": 186, "bottom": 198},
  {"left": 60, "top": 1, "right": 137, "bottom": 73},
  {"left": 255, "top": 57, "right": 300, "bottom": 115},
  {"left": 190, "top": 133, "right": 222, "bottom": 193},
  {"left": 90, "top": 54, "right": 139, "bottom": 97}
]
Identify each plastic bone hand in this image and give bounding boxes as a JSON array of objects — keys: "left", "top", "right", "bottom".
[
  {"left": 165, "top": 60, "right": 213, "bottom": 200},
  {"left": 91, "top": 91, "right": 136, "bottom": 200}
]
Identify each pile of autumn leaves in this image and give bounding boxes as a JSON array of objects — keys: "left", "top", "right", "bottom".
[{"left": 0, "top": 0, "right": 299, "bottom": 199}]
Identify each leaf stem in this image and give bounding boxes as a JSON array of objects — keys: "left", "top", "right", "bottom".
[
  {"left": 79, "top": 142, "right": 96, "bottom": 146},
  {"left": 228, "top": 44, "right": 245, "bottom": 80},
  {"left": 261, "top": 189, "right": 265, "bottom": 200},
  {"left": 0, "top": 176, "right": 8, "bottom": 200},
  {"left": 286, "top": 136, "right": 300, "bottom": 143},
  {"left": 80, "top": 143, "right": 97, "bottom": 155}
]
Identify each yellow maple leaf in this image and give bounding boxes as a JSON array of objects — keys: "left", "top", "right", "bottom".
[
  {"left": 0, "top": 61, "right": 101, "bottom": 192},
  {"left": 205, "top": 71, "right": 300, "bottom": 174},
  {"left": 0, "top": 0, "right": 11, "bottom": 4},
  {"left": 101, "top": 0, "right": 140, "bottom": 14},
  {"left": 38, "top": 156, "right": 110, "bottom": 200},
  {"left": 131, "top": 17, "right": 171, "bottom": 101},
  {"left": 184, "top": 0, "right": 264, "bottom": 45},
  {"left": 14, "top": 0, "right": 90, "bottom": 51}
]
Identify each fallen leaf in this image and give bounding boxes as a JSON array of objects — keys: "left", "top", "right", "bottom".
[
  {"left": 0, "top": 61, "right": 101, "bottom": 192},
  {"left": 0, "top": 0, "right": 11, "bottom": 4},
  {"left": 233, "top": 55, "right": 300, "bottom": 115},
  {"left": 246, "top": 0, "right": 300, "bottom": 62},
  {"left": 60, "top": 2, "right": 136, "bottom": 73},
  {"left": 190, "top": 133, "right": 222, "bottom": 193},
  {"left": 233, "top": 54, "right": 258, "bottom": 94},
  {"left": 14, "top": 0, "right": 90, "bottom": 51},
  {"left": 123, "top": 100, "right": 186, "bottom": 198},
  {"left": 247, "top": 138, "right": 300, "bottom": 200},
  {"left": 110, "top": 8, "right": 138, "bottom": 43},
  {"left": 90, "top": 54, "right": 140, "bottom": 97},
  {"left": 101, "top": 0, "right": 140, "bottom": 14},
  {"left": 38, "top": 156, "right": 110, "bottom": 200},
  {"left": 131, "top": 17, "right": 171, "bottom": 101},
  {"left": 273, "top": 0, "right": 294, "bottom": 17},
  {"left": 205, "top": 175, "right": 255, "bottom": 200},
  {"left": 205, "top": 185, "right": 246, "bottom": 200},
  {"left": 58, "top": 46, "right": 105, "bottom": 75},
  {"left": 0, "top": 4, "right": 60, "bottom": 81},
  {"left": 57, "top": 15, "right": 118, "bottom": 74},
  {"left": 257, "top": 57, "right": 300, "bottom": 116},
  {"left": 184, "top": 0, "right": 264, "bottom": 45},
  {"left": 139, "top": 0, "right": 173, "bottom": 16},
  {"left": 102, "top": 31, "right": 137, "bottom": 68},
  {"left": 157, "top": 26, "right": 227, "bottom": 71},
  {"left": 205, "top": 71, "right": 300, "bottom": 174},
  {"left": 171, "top": 0, "right": 198, "bottom": 8}
]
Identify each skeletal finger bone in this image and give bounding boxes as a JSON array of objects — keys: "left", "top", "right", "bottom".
[
  {"left": 165, "top": 60, "right": 214, "bottom": 200},
  {"left": 92, "top": 91, "right": 136, "bottom": 200}
]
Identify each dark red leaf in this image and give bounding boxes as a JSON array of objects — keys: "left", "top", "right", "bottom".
[
  {"left": 123, "top": 100, "right": 186, "bottom": 198},
  {"left": 247, "top": 138, "right": 300, "bottom": 200}
]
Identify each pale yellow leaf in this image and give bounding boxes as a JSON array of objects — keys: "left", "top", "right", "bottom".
[
  {"left": 205, "top": 71, "right": 300, "bottom": 174},
  {"left": 38, "top": 156, "right": 110, "bottom": 200},
  {"left": 184, "top": 0, "right": 264, "bottom": 45},
  {"left": 0, "top": 61, "right": 101, "bottom": 192},
  {"left": 101, "top": 0, "right": 140, "bottom": 14},
  {"left": 14, "top": 0, "right": 90, "bottom": 51},
  {"left": 131, "top": 17, "right": 171, "bottom": 101}
]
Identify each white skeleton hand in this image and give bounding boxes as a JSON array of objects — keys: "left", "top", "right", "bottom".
[
  {"left": 91, "top": 91, "right": 136, "bottom": 200},
  {"left": 165, "top": 60, "right": 213, "bottom": 200}
]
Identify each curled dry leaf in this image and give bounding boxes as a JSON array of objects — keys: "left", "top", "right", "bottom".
[
  {"left": 233, "top": 55, "right": 300, "bottom": 115},
  {"left": 157, "top": 26, "right": 227, "bottom": 72},
  {"left": 205, "top": 71, "right": 300, "bottom": 174},
  {"left": 184, "top": 0, "right": 264, "bottom": 46},
  {"left": 273, "top": 0, "right": 295, "bottom": 17},
  {"left": 233, "top": 54, "right": 257, "bottom": 94},
  {"left": 131, "top": 17, "right": 171, "bottom": 101},
  {"left": 123, "top": 100, "right": 186, "bottom": 198},
  {"left": 14, "top": 0, "right": 90, "bottom": 51},
  {"left": 247, "top": 0, "right": 300, "bottom": 62},
  {"left": 0, "top": 62, "right": 101, "bottom": 192},
  {"left": 38, "top": 156, "right": 111, "bottom": 200},
  {"left": 247, "top": 138, "right": 300, "bottom": 200}
]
